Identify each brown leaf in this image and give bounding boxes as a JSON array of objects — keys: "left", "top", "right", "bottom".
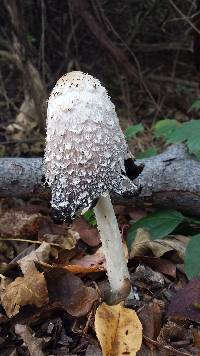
[
  {"left": 36, "top": 259, "right": 103, "bottom": 275},
  {"left": 167, "top": 277, "right": 200, "bottom": 323},
  {"left": 157, "top": 321, "right": 191, "bottom": 346},
  {"left": 15, "top": 324, "right": 45, "bottom": 356},
  {"left": 0, "top": 240, "right": 15, "bottom": 260},
  {"left": 70, "top": 247, "right": 106, "bottom": 273},
  {"left": 127, "top": 208, "right": 147, "bottom": 221},
  {"left": 64, "top": 264, "right": 105, "bottom": 274},
  {"left": 86, "top": 344, "right": 102, "bottom": 356},
  {"left": 133, "top": 265, "right": 164, "bottom": 288},
  {"left": 139, "top": 302, "right": 162, "bottom": 350},
  {"left": 17, "top": 241, "right": 51, "bottom": 274},
  {"left": 130, "top": 228, "right": 188, "bottom": 261},
  {"left": 1, "top": 271, "right": 49, "bottom": 317},
  {"left": 44, "top": 267, "right": 98, "bottom": 317},
  {"left": 95, "top": 302, "right": 142, "bottom": 356},
  {"left": 72, "top": 217, "right": 100, "bottom": 247},
  {"left": 0, "top": 210, "right": 41, "bottom": 237},
  {"left": 63, "top": 242, "right": 128, "bottom": 275},
  {"left": 162, "top": 235, "right": 190, "bottom": 260},
  {"left": 38, "top": 218, "right": 78, "bottom": 250},
  {"left": 134, "top": 256, "right": 177, "bottom": 277},
  {"left": 193, "top": 329, "right": 200, "bottom": 348}
]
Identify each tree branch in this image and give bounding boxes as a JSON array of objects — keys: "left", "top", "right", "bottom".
[{"left": 0, "top": 144, "right": 200, "bottom": 217}]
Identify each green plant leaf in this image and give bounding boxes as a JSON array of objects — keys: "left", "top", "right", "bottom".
[
  {"left": 188, "top": 100, "right": 200, "bottom": 112},
  {"left": 127, "top": 209, "right": 184, "bottom": 249},
  {"left": 155, "top": 119, "right": 200, "bottom": 160},
  {"left": 154, "top": 119, "right": 179, "bottom": 139},
  {"left": 125, "top": 124, "right": 144, "bottom": 140},
  {"left": 166, "top": 120, "right": 200, "bottom": 159},
  {"left": 166, "top": 120, "right": 198, "bottom": 142},
  {"left": 136, "top": 147, "right": 157, "bottom": 159},
  {"left": 83, "top": 209, "right": 97, "bottom": 226},
  {"left": 184, "top": 234, "right": 200, "bottom": 279}
]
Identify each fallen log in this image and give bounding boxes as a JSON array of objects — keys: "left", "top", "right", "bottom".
[{"left": 0, "top": 144, "right": 200, "bottom": 217}]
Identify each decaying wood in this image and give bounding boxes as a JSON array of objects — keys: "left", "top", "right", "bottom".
[{"left": 0, "top": 144, "right": 199, "bottom": 217}]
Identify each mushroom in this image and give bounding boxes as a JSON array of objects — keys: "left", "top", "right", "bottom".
[{"left": 45, "top": 71, "right": 143, "bottom": 301}]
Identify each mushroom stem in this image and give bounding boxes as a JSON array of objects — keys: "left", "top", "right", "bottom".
[{"left": 94, "top": 192, "right": 131, "bottom": 299}]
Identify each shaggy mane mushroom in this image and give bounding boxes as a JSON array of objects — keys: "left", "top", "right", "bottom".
[{"left": 45, "top": 71, "right": 143, "bottom": 301}]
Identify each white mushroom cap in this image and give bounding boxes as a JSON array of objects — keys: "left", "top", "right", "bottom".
[{"left": 45, "top": 71, "right": 138, "bottom": 220}]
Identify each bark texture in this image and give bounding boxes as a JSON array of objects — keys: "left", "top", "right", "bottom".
[{"left": 0, "top": 144, "right": 200, "bottom": 217}]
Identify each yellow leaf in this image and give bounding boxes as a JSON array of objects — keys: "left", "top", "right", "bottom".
[{"left": 95, "top": 302, "right": 142, "bottom": 356}]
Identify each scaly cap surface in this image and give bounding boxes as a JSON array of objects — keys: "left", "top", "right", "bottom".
[{"left": 45, "top": 71, "right": 137, "bottom": 220}]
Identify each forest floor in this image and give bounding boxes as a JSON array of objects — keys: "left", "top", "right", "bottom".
[
  {"left": 1, "top": 61, "right": 200, "bottom": 355},
  {"left": 0, "top": 196, "right": 200, "bottom": 356}
]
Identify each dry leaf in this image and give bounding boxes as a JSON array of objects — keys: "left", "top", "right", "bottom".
[
  {"left": 15, "top": 324, "right": 45, "bottom": 356},
  {"left": 38, "top": 218, "right": 78, "bottom": 250},
  {"left": 44, "top": 267, "right": 98, "bottom": 317},
  {"left": 72, "top": 217, "right": 100, "bottom": 247},
  {"left": 1, "top": 271, "right": 49, "bottom": 317},
  {"left": 167, "top": 277, "right": 200, "bottom": 323},
  {"left": 86, "top": 344, "right": 102, "bottom": 356},
  {"left": 161, "top": 235, "right": 190, "bottom": 260},
  {"left": 95, "top": 302, "right": 142, "bottom": 356},
  {"left": 38, "top": 246, "right": 106, "bottom": 275},
  {"left": 126, "top": 208, "right": 147, "bottom": 221},
  {"left": 0, "top": 240, "right": 14, "bottom": 260},
  {"left": 134, "top": 265, "right": 164, "bottom": 287},
  {"left": 43, "top": 232, "right": 77, "bottom": 250},
  {"left": 17, "top": 242, "right": 51, "bottom": 274},
  {"left": 193, "top": 329, "right": 200, "bottom": 348},
  {"left": 0, "top": 210, "right": 41, "bottom": 238},
  {"left": 70, "top": 247, "right": 106, "bottom": 272},
  {"left": 64, "top": 264, "right": 105, "bottom": 274},
  {"left": 157, "top": 321, "right": 191, "bottom": 346},
  {"left": 139, "top": 302, "right": 162, "bottom": 350},
  {"left": 130, "top": 228, "right": 188, "bottom": 260},
  {"left": 134, "top": 256, "right": 177, "bottom": 277}
]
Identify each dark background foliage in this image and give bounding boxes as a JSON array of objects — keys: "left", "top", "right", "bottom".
[{"left": 0, "top": 0, "right": 199, "bottom": 155}]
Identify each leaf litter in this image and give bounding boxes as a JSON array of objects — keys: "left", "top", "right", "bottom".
[
  {"left": 95, "top": 302, "right": 142, "bottom": 356},
  {"left": 0, "top": 200, "right": 199, "bottom": 355}
]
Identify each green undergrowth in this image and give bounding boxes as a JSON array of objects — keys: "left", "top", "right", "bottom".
[{"left": 125, "top": 99, "right": 200, "bottom": 160}]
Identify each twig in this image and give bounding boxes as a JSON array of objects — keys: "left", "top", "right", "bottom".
[
  {"left": 143, "top": 335, "right": 193, "bottom": 356},
  {"left": 168, "top": 0, "right": 200, "bottom": 35},
  {"left": 89, "top": 2, "right": 162, "bottom": 114},
  {"left": 0, "top": 50, "right": 16, "bottom": 62},
  {"left": 0, "top": 237, "right": 60, "bottom": 247},
  {"left": 137, "top": 282, "right": 174, "bottom": 315},
  {"left": 148, "top": 75, "right": 199, "bottom": 88},
  {"left": 39, "top": 0, "right": 46, "bottom": 82},
  {"left": 82, "top": 309, "right": 93, "bottom": 335}
]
